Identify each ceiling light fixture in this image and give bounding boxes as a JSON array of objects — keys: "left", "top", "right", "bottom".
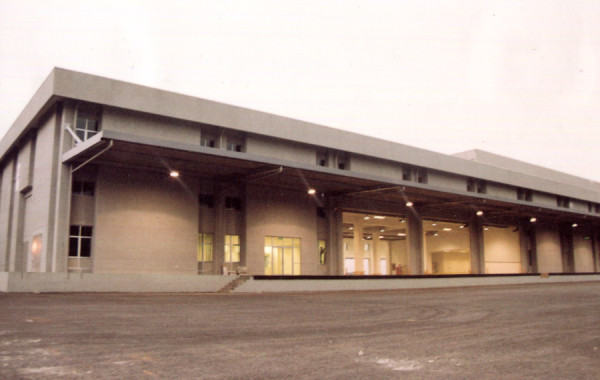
[
  {"left": 397, "top": 233, "right": 406, "bottom": 236},
  {"left": 406, "top": 201, "right": 414, "bottom": 207},
  {"left": 373, "top": 216, "right": 386, "bottom": 219},
  {"left": 530, "top": 217, "right": 537, "bottom": 223},
  {"left": 169, "top": 171, "right": 180, "bottom": 178},
  {"left": 443, "top": 228, "right": 452, "bottom": 231},
  {"left": 307, "top": 188, "right": 316, "bottom": 195},
  {"left": 364, "top": 216, "right": 370, "bottom": 220},
  {"left": 476, "top": 210, "right": 484, "bottom": 216},
  {"left": 572, "top": 223, "right": 578, "bottom": 228}
]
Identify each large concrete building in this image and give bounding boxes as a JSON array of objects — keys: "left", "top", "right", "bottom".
[{"left": 1, "top": 68, "right": 599, "bottom": 292}]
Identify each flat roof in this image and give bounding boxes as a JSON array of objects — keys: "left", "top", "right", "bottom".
[{"left": 2, "top": 68, "right": 599, "bottom": 203}]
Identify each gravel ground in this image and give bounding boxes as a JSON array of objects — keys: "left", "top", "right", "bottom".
[{"left": 1, "top": 282, "right": 599, "bottom": 379}]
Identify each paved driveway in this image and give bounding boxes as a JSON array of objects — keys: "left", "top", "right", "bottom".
[{"left": 1, "top": 282, "right": 599, "bottom": 379}]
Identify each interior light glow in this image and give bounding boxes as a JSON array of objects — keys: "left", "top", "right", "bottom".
[
  {"left": 379, "top": 236, "right": 384, "bottom": 239},
  {"left": 443, "top": 228, "right": 452, "bottom": 231},
  {"left": 530, "top": 217, "right": 537, "bottom": 223},
  {"left": 349, "top": 227, "right": 354, "bottom": 230},
  {"left": 380, "top": 229, "right": 385, "bottom": 233},
  {"left": 373, "top": 216, "right": 386, "bottom": 219},
  {"left": 364, "top": 216, "right": 370, "bottom": 220},
  {"left": 476, "top": 210, "right": 484, "bottom": 216},
  {"left": 307, "top": 188, "right": 316, "bottom": 195},
  {"left": 400, "top": 219, "right": 406, "bottom": 223},
  {"left": 433, "top": 233, "right": 439, "bottom": 237},
  {"left": 572, "top": 223, "right": 578, "bottom": 228},
  {"left": 169, "top": 171, "right": 180, "bottom": 178},
  {"left": 484, "top": 227, "right": 489, "bottom": 231},
  {"left": 406, "top": 201, "right": 413, "bottom": 207},
  {"left": 432, "top": 223, "right": 437, "bottom": 226},
  {"left": 459, "top": 225, "right": 465, "bottom": 229},
  {"left": 397, "top": 233, "right": 406, "bottom": 236}
]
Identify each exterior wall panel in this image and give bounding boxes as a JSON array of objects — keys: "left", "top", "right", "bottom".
[
  {"left": 245, "top": 135, "right": 315, "bottom": 164},
  {"left": 245, "top": 184, "right": 318, "bottom": 275},
  {"left": 536, "top": 227, "right": 563, "bottom": 273},
  {"left": 94, "top": 167, "right": 198, "bottom": 274}
]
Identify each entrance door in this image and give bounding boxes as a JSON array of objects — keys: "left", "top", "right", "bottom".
[
  {"left": 344, "top": 258, "right": 355, "bottom": 275},
  {"left": 264, "top": 236, "right": 301, "bottom": 275}
]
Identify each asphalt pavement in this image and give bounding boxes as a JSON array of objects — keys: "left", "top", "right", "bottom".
[{"left": 1, "top": 282, "right": 599, "bottom": 379}]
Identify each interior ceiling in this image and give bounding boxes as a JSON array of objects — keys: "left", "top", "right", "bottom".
[{"left": 69, "top": 139, "right": 600, "bottom": 228}]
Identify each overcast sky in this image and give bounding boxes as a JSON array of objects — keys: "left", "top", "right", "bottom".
[{"left": 1, "top": 0, "right": 599, "bottom": 182}]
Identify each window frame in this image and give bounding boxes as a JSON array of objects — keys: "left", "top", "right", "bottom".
[{"left": 68, "top": 225, "right": 93, "bottom": 258}]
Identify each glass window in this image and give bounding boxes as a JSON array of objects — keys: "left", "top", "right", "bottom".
[
  {"left": 264, "top": 236, "right": 301, "bottom": 275},
  {"left": 72, "top": 181, "right": 95, "bottom": 196},
  {"left": 68, "top": 225, "right": 93, "bottom": 258},
  {"left": 75, "top": 117, "right": 99, "bottom": 141},
  {"left": 198, "top": 233, "right": 213, "bottom": 262},
  {"left": 224, "top": 235, "right": 241, "bottom": 263}
]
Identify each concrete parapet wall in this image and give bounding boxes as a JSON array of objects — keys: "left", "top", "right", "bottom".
[
  {"left": 234, "top": 274, "right": 600, "bottom": 293},
  {"left": 0, "top": 272, "right": 232, "bottom": 293}
]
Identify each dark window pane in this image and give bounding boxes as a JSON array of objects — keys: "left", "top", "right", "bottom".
[
  {"left": 82, "top": 182, "right": 95, "bottom": 196},
  {"left": 81, "top": 226, "right": 93, "bottom": 237},
  {"left": 72, "top": 181, "right": 82, "bottom": 194},
  {"left": 69, "top": 237, "right": 79, "bottom": 257},
  {"left": 70, "top": 225, "right": 80, "bottom": 236},
  {"left": 76, "top": 129, "right": 86, "bottom": 140},
  {"left": 80, "top": 238, "right": 92, "bottom": 257},
  {"left": 89, "top": 120, "right": 99, "bottom": 132},
  {"left": 76, "top": 118, "right": 86, "bottom": 130}
]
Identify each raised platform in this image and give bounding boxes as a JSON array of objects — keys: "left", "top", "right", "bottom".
[{"left": 2, "top": 272, "right": 599, "bottom": 293}]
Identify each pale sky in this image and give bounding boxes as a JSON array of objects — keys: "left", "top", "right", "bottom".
[{"left": 1, "top": 0, "right": 599, "bottom": 181}]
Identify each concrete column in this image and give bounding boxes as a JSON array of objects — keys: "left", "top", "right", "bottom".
[
  {"left": 592, "top": 229, "right": 600, "bottom": 272},
  {"left": 50, "top": 103, "right": 72, "bottom": 272},
  {"left": 332, "top": 209, "right": 343, "bottom": 275},
  {"left": 326, "top": 203, "right": 342, "bottom": 275},
  {"left": 353, "top": 223, "right": 364, "bottom": 274},
  {"left": 518, "top": 222, "right": 531, "bottom": 273},
  {"left": 469, "top": 217, "right": 484, "bottom": 274},
  {"left": 406, "top": 210, "right": 423, "bottom": 275},
  {"left": 559, "top": 224, "right": 574, "bottom": 273},
  {"left": 213, "top": 185, "right": 225, "bottom": 274},
  {"left": 528, "top": 225, "right": 539, "bottom": 273}
]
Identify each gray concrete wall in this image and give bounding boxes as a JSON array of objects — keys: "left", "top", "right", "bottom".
[
  {"left": 245, "top": 184, "right": 318, "bottom": 275},
  {"left": 350, "top": 155, "right": 401, "bottom": 179},
  {"left": 102, "top": 106, "right": 202, "bottom": 146},
  {"left": 427, "top": 170, "right": 466, "bottom": 191},
  {"left": 486, "top": 182, "right": 516, "bottom": 199},
  {"left": 234, "top": 274, "right": 600, "bottom": 293},
  {"left": 536, "top": 227, "right": 563, "bottom": 273},
  {"left": 0, "top": 159, "right": 14, "bottom": 271},
  {"left": 22, "top": 112, "right": 59, "bottom": 273},
  {"left": 573, "top": 232, "right": 595, "bottom": 272},
  {"left": 245, "top": 135, "right": 315, "bottom": 164},
  {"left": 1, "top": 272, "right": 231, "bottom": 293},
  {"left": 93, "top": 166, "right": 198, "bottom": 274}
]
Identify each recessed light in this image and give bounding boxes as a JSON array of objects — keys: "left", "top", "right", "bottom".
[
  {"left": 530, "top": 217, "right": 537, "bottom": 223},
  {"left": 349, "top": 227, "right": 354, "bottom": 230},
  {"left": 169, "top": 171, "right": 180, "bottom": 178},
  {"left": 373, "top": 216, "right": 386, "bottom": 219},
  {"left": 432, "top": 223, "right": 437, "bottom": 226},
  {"left": 572, "top": 223, "right": 578, "bottom": 228},
  {"left": 380, "top": 228, "right": 385, "bottom": 233},
  {"left": 443, "top": 228, "right": 452, "bottom": 231},
  {"left": 476, "top": 210, "right": 484, "bottom": 216},
  {"left": 364, "top": 216, "right": 370, "bottom": 220},
  {"left": 307, "top": 188, "right": 316, "bottom": 195},
  {"left": 406, "top": 201, "right": 413, "bottom": 207},
  {"left": 397, "top": 233, "right": 406, "bottom": 236}
]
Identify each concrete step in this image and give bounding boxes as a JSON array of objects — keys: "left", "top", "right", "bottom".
[{"left": 217, "top": 275, "right": 251, "bottom": 293}]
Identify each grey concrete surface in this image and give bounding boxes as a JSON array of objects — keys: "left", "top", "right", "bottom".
[{"left": 1, "top": 282, "right": 599, "bottom": 379}]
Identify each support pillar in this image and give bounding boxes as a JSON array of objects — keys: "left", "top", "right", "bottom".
[
  {"left": 593, "top": 228, "right": 600, "bottom": 272},
  {"left": 559, "top": 223, "right": 574, "bottom": 273},
  {"left": 469, "top": 217, "right": 484, "bottom": 274},
  {"left": 213, "top": 185, "right": 225, "bottom": 274},
  {"left": 406, "top": 209, "right": 423, "bottom": 275}
]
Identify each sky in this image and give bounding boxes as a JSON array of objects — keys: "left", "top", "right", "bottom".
[{"left": 1, "top": 0, "right": 599, "bottom": 182}]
